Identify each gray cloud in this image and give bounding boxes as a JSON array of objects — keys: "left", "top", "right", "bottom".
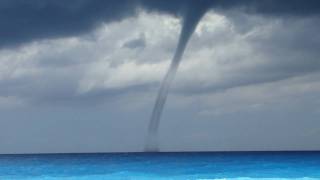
[
  {"left": 173, "top": 12, "right": 320, "bottom": 95},
  {"left": 123, "top": 33, "right": 146, "bottom": 49},
  {"left": 1, "top": 0, "right": 320, "bottom": 49},
  {"left": 1, "top": 10, "right": 320, "bottom": 107},
  {"left": 0, "top": 12, "right": 174, "bottom": 107},
  {"left": 0, "top": 1, "right": 320, "bottom": 153}
]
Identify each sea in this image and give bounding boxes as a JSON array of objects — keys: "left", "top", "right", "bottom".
[{"left": 0, "top": 151, "right": 319, "bottom": 179}]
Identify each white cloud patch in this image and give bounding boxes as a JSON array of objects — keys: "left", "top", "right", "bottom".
[{"left": 79, "top": 61, "right": 168, "bottom": 93}]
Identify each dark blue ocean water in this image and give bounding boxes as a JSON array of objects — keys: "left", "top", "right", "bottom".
[{"left": 0, "top": 152, "right": 320, "bottom": 179}]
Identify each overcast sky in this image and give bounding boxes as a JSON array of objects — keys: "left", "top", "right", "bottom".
[{"left": 1, "top": 0, "right": 320, "bottom": 153}]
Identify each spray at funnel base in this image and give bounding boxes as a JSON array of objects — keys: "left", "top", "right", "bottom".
[{"left": 145, "top": 4, "right": 209, "bottom": 152}]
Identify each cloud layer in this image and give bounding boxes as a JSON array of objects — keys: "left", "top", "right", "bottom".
[
  {"left": 1, "top": 0, "right": 320, "bottom": 48},
  {"left": 1, "top": 10, "right": 319, "bottom": 107}
]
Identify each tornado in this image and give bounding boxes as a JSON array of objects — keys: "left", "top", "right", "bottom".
[{"left": 145, "top": 2, "right": 210, "bottom": 152}]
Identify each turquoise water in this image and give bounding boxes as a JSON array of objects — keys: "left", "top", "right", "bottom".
[{"left": 0, "top": 152, "right": 320, "bottom": 179}]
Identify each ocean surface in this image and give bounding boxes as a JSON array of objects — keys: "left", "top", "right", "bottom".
[{"left": 0, "top": 152, "right": 320, "bottom": 179}]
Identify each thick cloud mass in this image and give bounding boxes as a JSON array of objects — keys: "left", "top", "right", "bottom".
[
  {"left": 0, "top": 0, "right": 135, "bottom": 48},
  {"left": 0, "top": 1, "right": 320, "bottom": 153},
  {"left": 1, "top": 0, "right": 320, "bottom": 48}
]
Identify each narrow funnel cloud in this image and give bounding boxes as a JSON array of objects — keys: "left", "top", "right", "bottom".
[{"left": 145, "top": 2, "right": 210, "bottom": 152}]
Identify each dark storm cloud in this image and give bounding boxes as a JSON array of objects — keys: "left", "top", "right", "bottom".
[
  {"left": 1, "top": 0, "right": 320, "bottom": 49},
  {"left": 140, "top": 0, "right": 320, "bottom": 16},
  {"left": 0, "top": 0, "right": 319, "bottom": 106},
  {"left": 0, "top": 0, "right": 136, "bottom": 48}
]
